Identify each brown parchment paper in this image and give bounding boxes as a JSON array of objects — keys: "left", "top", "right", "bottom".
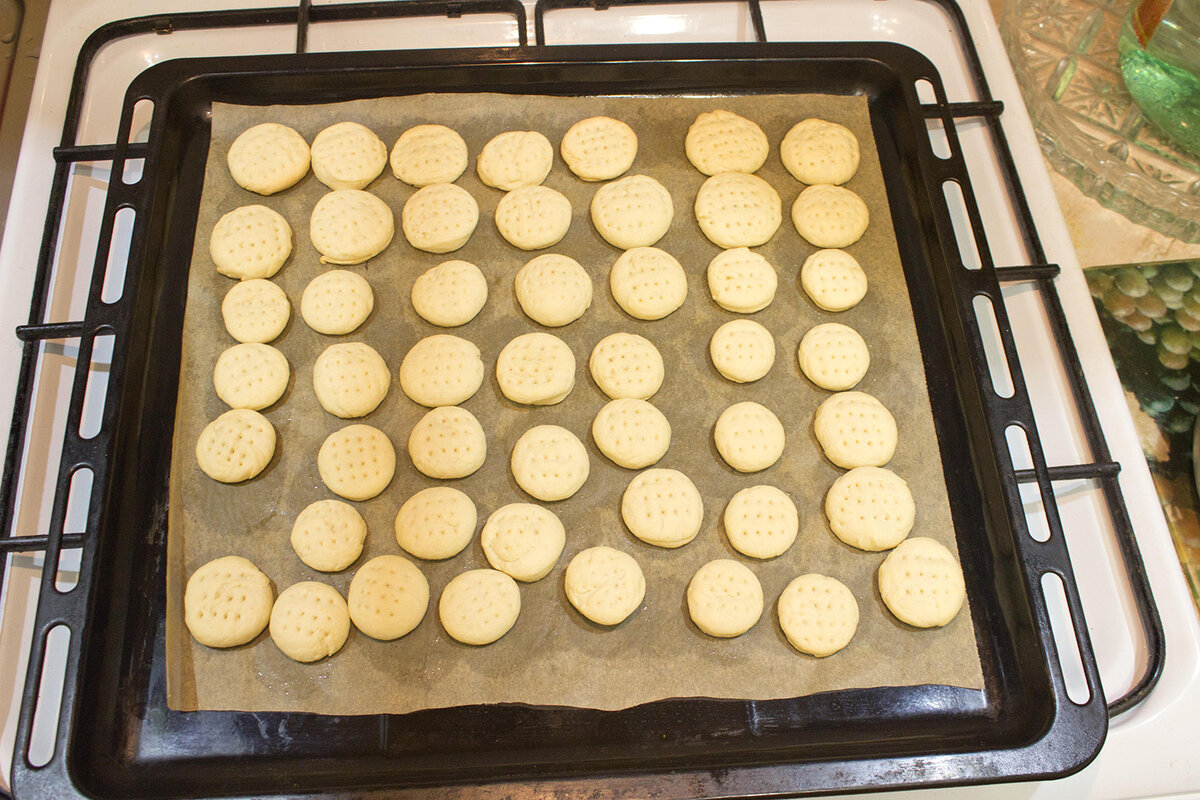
[{"left": 166, "top": 92, "right": 984, "bottom": 714}]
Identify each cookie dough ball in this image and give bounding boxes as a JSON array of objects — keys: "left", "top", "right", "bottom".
[
  {"left": 565, "top": 546, "right": 645, "bottom": 626},
  {"left": 398, "top": 334, "right": 484, "bottom": 407},
  {"left": 407, "top": 406, "right": 487, "bottom": 479},
  {"left": 778, "top": 573, "right": 859, "bottom": 657},
  {"left": 684, "top": 109, "right": 768, "bottom": 175},
  {"left": 195, "top": 408, "right": 276, "bottom": 483},
  {"left": 694, "top": 172, "right": 782, "bottom": 249},
  {"left": 312, "top": 342, "right": 390, "bottom": 418},
  {"left": 813, "top": 391, "right": 897, "bottom": 469},
  {"left": 184, "top": 555, "right": 273, "bottom": 648},
  {"left": 390, "top": 124, "right": 468, "bottom": 187},
  {"left": 621, "top": 468, "right": 703, "bottom": 549},
  {"left": 395, "top": 486, "right": 477, "bottom": 560},
  {"left": 706, "top": 248, "right": 777, "bottom": 313},
  {"left": 310, "top": 189, "right": 394, "bottom": 265},
  {"left": 439, "top": 569, "right": 521, "bottom": 645},
  {"left": 714, "top": 401, "right": 785, "bottom": 473},
  {"left": 310, "top": 121, "right": 387, "bottom": 191},
  {"left": 589, "top": 332, "right": 664, "bottom": 400},
  {"left": 410, "top": 260, "right": 488, "bottom": 328},
  {"left": 709, "top": 319, "right": 775, "bottom": 384},
  {"left": 212, "top": 342, "right": 290, "bottom": 410},
  {"left": 590, "top": 174, "right": 673, "bottom": 249},
  {"left": 514, "top": 253, "right": 593, "bottom": 327},
  {"left": 878, "top": 537, "right": 966, "bottom": 628},
  {"left": 560, "top": 116, "right": 637, "bottom": 181},
  {"left": 290, "top": 499, "right": 367, "bottom": 572},
  {"left": 781, "top": 118, "right": 860, "bottom": 185},
  {"left": 221, "top": 278, "right": 290, "bottom": 343},
  {"left": 797, "top": 322, "right": 870, "bottom": 391},
  {"left": 591, "top": 398, "right": 671, "bottom": 469},
  {"left": 300, "top": 269, "right": 374, "bottom": 335},
  {"left": 510, "top": 425, "right": 590, "bottom": 502},
  {"left": 481, "top": 503, "right": 567, "bottom": 582},
  {"left": 496, "top": 332, "right": 576, "bottom": 406},
  {"left": 476, "top": 130, "right": 554, "bottom": 190},
  {"left": 686, "top": 559, "right": 763, "bottom": 637},
  {"left": 348, "top": 555, "right": 429, "bottom": 641},
  {"left": 609, "top": 246, "right": 687, "bottom": 321},
  {"left": 825, "top": 466, "right": 915, "bottom": 552},
  {"left": 269, "top": 581, "right": 350, "bottom": 662},
  {"left": 317, "top": 423, "right": 395, "bottom": 501},
  {"left": 227, "top": 122, "right": 310, "bottom": 195},
  {"left": 494, "top": 185, "right": 572, "bottom": 250},
  {"left": 800, "top": 248, "right": 867, "bottom": 312},
  {"left": 210, "top": 204, "right": 293, "bottom": 280},
  {"left": 791, "top": 184, "right": 869, "bottom": 249},
  {"left": 401, "top": 183, "right": 479, "bottom": 254},
  {"left": 723, "top": 485, "right": 799, "bottom": 559}
]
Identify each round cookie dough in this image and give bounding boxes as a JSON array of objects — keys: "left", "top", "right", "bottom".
[
  {"left": 317, "top": 423, "right": 396, "bottom": 501},
  {"left": 510, "top": 425, "right": 590, "bottom": 502},
  {"left": 312, "top": 341, "right": 390, "bottom": 418},
  {"left": 399, "top": 334, "right": 484, "bottom": 407},
  {"left": 797, "top": 322, "right": 870, "bottom": 391},
  {"left": 494, "top": 185, "right": 572, "bottom": 250},
  {"left": 564, "top": 546, "right": 646, "bottom": 626},
  {"left": 395, "top": 486, "right": 478, "bottom": 561},
  {"left": 300, "top": 269, "right": 374, "bottom": 335},
  {"left": 213, "top": 342, "right": 290, "bottom": 410},
  {"left": 590, "top": 174, "right": 673, "bottom": 249},
  {"left": 609, "top": 247, "right": 687, "bottom": 321},
  {"left": 706, "top": 248, "right": 777, "bottom": 313},
  {"left": 686, "top": 559, "right": 764, "bottom": 638},
  {"left": 227, "top": 122, "right": 310, "bottom": 195},
  {"left": 290, "top": 499, "right": 367, "bottom": 572},
  {"left": 800, "top": 248, "right": 868, "bottom": 312},
  {"left": 709, "top": 319, "right": 775, "bottom": 384},
  {"left": 878, "top": 537, "right": 966, "bottom": 628},
  {"left": 684, "top": 109, "right": 768, "bottom": 175},
  {"left": 781, "top": 118, "right": 861, "bottom": 186},
  {"left": 496, "top": 332, "right": 576, "bottom": 406},
  {"left": 778, "top": 573, "right": 859, "bottom": 657},
  {"left": 591, "top": 398, "right": 671, "bottom": 469},
  {"left": 407, "top": 406, "right": 487, "bottom": 479},
  {"left": 401, "top": 182, "right": 479, "bottom": 254},
  {"left": 621, "top": 468, "right": 703, "bottom": 549},
  {"left": 825, "top": 466, "right": 915, "bottom": 552},
  {"left": 713, "top": 401, "right": 785, "bottom": 473},
  {"left": 310, "top": 121, "right": 387, "bottom": 191},
  {"left": 439, "top": 569, "right": 521, "bottom": 645},
  {"left": 348, "top": 555, "right": 429, "bottom": 641},
  {"left": 723, "top": 485, "right": 799, "bottom": 559},
  {"left": 476, "top": 130, "right": 554, "bottom": 190},
  {"left": 195, "top": 408, "right": 276, "bottom": 484},
  {"left": 514, "top": 253, "right": 593, "bottom": 327},
  {"left": 588, "top": 332, "right": 664, "bottom": 400},
  {"left": 310, "top": 189, "right": 395, "bottom": 265},
  {"left": 390, "top": 124, "right": 468, "bottom": 187},
  {"left": 791, "top": 184, "right": 870, "bottom": 249},
  {"left": 560, "top": 116, "right": 638, "bottom": 182},
  {"left": 269, "top": 581, "right": 350, "bottom": 662},
  {"left": 184, "top": 555, "right": 273, "bottom": 648},
  {"left": 481, "top": 502, "right": 567, "bottom": 582},
  {"left": 221, "top": 278, "right": 290, "bottom": 344},
  {"left": 813, "top": 391, "right": 897, "bottom": 469},
  {"left": 210, "top": 204, "right": 293, "bottom": 280},
  {"left": 693, "top": 172, "right": 782, "bottom": 249},
  {"left": 411, "top": 260, "right": 488, "bottom": 327}
]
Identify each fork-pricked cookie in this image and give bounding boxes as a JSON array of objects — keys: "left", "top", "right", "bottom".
[
  {"left": 590, "top": 174, "right": 673, "bottom": 249},
  {"left": 797, "top": 322, "right": 870, "bottom": 391},
  {"left": 221, "top": 278, "right": 290, "bottom": 344},
  {"left": 312, "top": 341, "right": 390, "bottom": 418},
  {"left": 410, "top": 260, "right": 488, "bottom": 328},
  {"left": 496, "top": 332, "right": 575, "bottom": 406},
  {"left": 317, "top": 423, "right": 396, "bottom": 501},
  {"left": 514, "top": 253, "right": 592, "bottom": 327},
  {"left": 213, "top": 342, "right": 289, "bottom": 410},
  {"left": 800, "top": 248, "right": 868, "bottom": 312},
  {"left": 390, "top": 124, "right": 469, "bottom": 187},
  {"left": 686, "top": 559, "right": 764, "bottom": 638},
  {"left": 310, "top": 189, "right": 394, "bottom": 265},
  {"left": 227, "top": 122, "right": 310, "bottom": 195},
  {"left": 878, "top": 537, "right": 966, "bottom": 628},
  {"left": 300, "top": 269, "right": 374, "bottom": 335},
  {"left": 813, "top": 391, "right": 897, "bottom": 469},
  {"left": 824, "top": 466, "right": 915, "bottom": 551},
  {"left": 395, "top": 486, "right": 477, "bottom": 561},
  {"left": 510, "top": 424, "right": 590, "bottom": 502},
  {"left": 560, "top": 116, "right": 638, "bottom": 181},
  {"left": 269, "top": 581, "right": 350, "bottom": 662},
  {"left": 195, "top": 408, "right": 276, "bottom": 484},
  {"left": 348, "top": 555, "right": 429, "bottom": 641},
  {"left": 407, "top": 406, "right": 487, "bottom": 479},
  {"left": 401, "top": 182, "right": 479, "bottom": 254},
  {"left": 694, "top": 172, "right": 782, "bottom": 249},
  {"left": 184, "top": 555, "right": 273, "bottom": 648},
  {"left": 591, "top": 398, "right": 671, "bottom": 469},
  {"left": 781, "top": 118, "right": 861, "bottom": 186},
  {"left": 476, "top": 130, "right": 554, "bottom": 190},
  {"left": 778, "top": 573, "right": 859, "bottom": 656},
  {"left": 791, "top": 184, "right": 869, "bottom": 249},
  {"left": 609, "top": 246, "right": 687, "bottom": 320},
  {"left": 290, "top": 499, "right": 367, "bottom": 572},
  {"left": 210, "top": 204, "right": 293, "bottom": 280},
  {"left": 621, "top": 468, "right": 703, "bottom": 549},
  {"left": 709, "top": 319, "right": 775, "bottom": 384},
  {"left": 438, "top": 569, "right": 521, "bottom": 645},
  {"left": 310, "top": 121, "right": 387, "bottom": 191},
  {"left": 589, "top": 332, "right": 664, "bottom": 400},
  {"left": 723, "top": 485, "right": 799, "bottom": 559},
  {"left": 481, "top": 502, "right": 567, "bottom": 582},
  {"left": 398, "top": 334, "right": 484, "bottom": 407},
  {"left": 494, "top": 185, "right": 572, "bottom": 251},
  {"left": 714, "top": 401, "right": 785, "bottom": 473},
  {"left": 684, "top": 109, "right": 768, "bottom": 176},
  {"left": 565, "top": 546, "right": 645, "bottom": 626},
  {"left": 706, "top": 247, "right": 777, "bottom": 313}
]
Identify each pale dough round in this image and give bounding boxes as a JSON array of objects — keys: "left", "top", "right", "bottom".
[
  {"left": 439, "top": 569, "right": 521, "bottom": 645},
  {"left": 800, "top": 248, "right": 868, "bottom": 312},
  {"left": 184, "top": 555, "right": 273, "bottom": 648},
  {"left": 590, "top": 174, "right": 673, "bottom": 249},
  {"left": 560, "top": 116, "right": 637, "bottom": 181},
  {"left": 564, "top": 546, "right": 645, "bottom": 626},
  {"left": 210, "top": 204, "right": 292, "bottom": 280},
  {"left": 798, "top": 322, "right": 870, "bottom": 391},
  {"left": 588, "top": 332, "right": 664, "bottom": 400},
  {"left": 706, "top": 248, "right": 777, "bottom": 313},
  {"left": 407, "top": 406, "right": 487, "bottom": 479},
  {"left": 591, "top": 398, "right": 671, "bottom": 469},
  {"left": 390, "top": 124, "right": 468, "bottom": 187},
  {"left": 684, "top": 110, "right": 768, "bottom": 175},
  {"left": 221, "top": 278, "right": 290, "bottom": 343},
  {"left": 195, "top": 408, "right": 276, "bottom": 484},
  {"left": 713, "top": 401, "right": 785, "bottom": 473},
  {"left": 621, "top": 468, "right": 703, "bottom": 549},
  {"left": 686, "top": 559, "right": 764, "bottom": 638},
  {"left": 494, "top": 185, "right": 572, "bottom": 250},
  {"left": 609, "top": 246, "right": 687, "bottom": 320},
  {"left": 813, "top": 391, "right": 897, "bottom": 469},
  {"left": 410, "top": 260, "right": 488, "bottom": 328},
  {"left": 289, "top": 499, "right": 367, "bottom": 572},
  {"left": 878, "top": 537, "right": 966, "bottom": 628},
  {"left": 694, "top": 172, "right": 782, "bottom": 249},
  {"left": 399, "top": 334, "right": 484, "bottom": 407},
  {"left": 317, "top": 423, "right": 396, "bottom": 501},
  {"left": 723, "top": 485, "right": 799, "bottom": 559},
  {"left": 510, "top": 425, "right": 590, "bottom": 502},
  {"left": 348, "top": 555, "right": 429, "bottom": 641},
  {"left": 312, "top": 341, "right": 390, "bottom": 418},
  {"left": 791, "top": 184, "right": 869, "bottom": 249},
  {"left": 709, "top": 319, "right": 775, "bottom": 384},
  {"left": 310, "top": 121, "right": 387, "bottom": 191},
  {"left": 514, "top": 253, "right": 593, "bottom": 327},
  {"left": 213, "top": 342, "right": 290, "bottom": 410},
  {"left": 778, "top": 573, "right": 859, "bottom": 657},
  {"left": 227, "top": 122, "right": 310, "bottom": 195},
  {"left": 269, "top": 581, "right": 350, "bottom": 662},
  {"left": 781, "top": 118, "right": 861, "bottom": 186},
  {"left": 495, "top": 332, "right": 576, "bottom": 406},
  {"left": 825, "top": 466, "right": 915, "bottom": 552},
  {"left": 395, "top": 486, "right": 477, "bottom": 560},
  {"left": 401, "top": 183, "right": 479, "bottom": 254},
  {"left": 481, "top": 502, "right": 567, "bottom": 582},
  {"left": 310, "top": 189, "right": 395, "bottom": 265},
  {"left": 476, "top": 130, "right": 554, "bottom": 190},
  {"left": 300, "top": 269, "right": 374, "bottom": 335}
]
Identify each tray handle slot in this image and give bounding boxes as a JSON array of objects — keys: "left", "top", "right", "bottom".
[
  {"left": 972, "top": 293, "right": 1015, "bottom": 398},
  {"left": 1042, "top": 571, "right": 1092, "bottom": 705},
  {"left": 941, "top": 179, "right": 982, "bottom": 270},
  {"left": 101, "top": 207, "right": 136, "bottom": 305},
  {"left": 24, "top": 623, "right": 71, "bottom": 769},
  {"left": 77, "top": 333, "right": 114, "bottom": 441}
]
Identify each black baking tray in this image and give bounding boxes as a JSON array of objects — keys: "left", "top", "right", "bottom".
[{"left": 11, "top": 43, "right": 1106, "bottom": 799}]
